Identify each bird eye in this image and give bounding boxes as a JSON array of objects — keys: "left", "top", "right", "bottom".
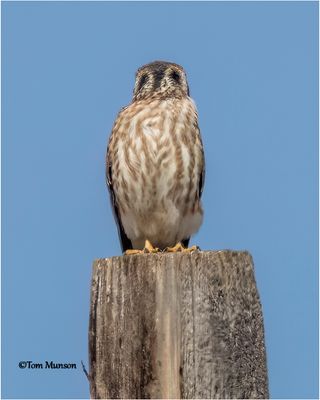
[
  {"left": 137, "top": 74, "right": 148, "bottom": 92},
  {"left": 170, "top": 70, "right": 180, "bottom": 83}
]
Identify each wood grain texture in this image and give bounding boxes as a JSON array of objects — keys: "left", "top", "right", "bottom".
[{"left": 89, "top": 251, "right": 269, "bottom": 399}]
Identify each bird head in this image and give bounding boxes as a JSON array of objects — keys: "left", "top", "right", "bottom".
[{"left": 133, "top": 61, "right": 190, "bottom": 101}]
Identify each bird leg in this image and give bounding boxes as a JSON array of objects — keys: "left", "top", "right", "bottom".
[
  {"left": 125, "top": 240, "right": 160, "bottom": 255},
  {"left": 165, "top": 242, "right": 199, "bottom": 253}
]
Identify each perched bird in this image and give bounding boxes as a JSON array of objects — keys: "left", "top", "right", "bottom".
[{"left": 106, "top": 61, "right": 205, "bottom": 254}]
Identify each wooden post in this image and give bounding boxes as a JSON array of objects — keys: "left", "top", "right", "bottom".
[{"left": 89, "top": 251, "right": 269, "bottom": 399}]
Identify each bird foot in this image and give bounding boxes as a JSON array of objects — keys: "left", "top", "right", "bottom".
[
  {"left": 165, "top": 242, "right": 199, "bottom": 253},
  {"left": 125, "top": 240, "right": 160, "bottom": 255}
]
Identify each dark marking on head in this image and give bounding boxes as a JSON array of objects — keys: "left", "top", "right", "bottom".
[
  {"left": 170, "top": 70, "right": 181, "bottom": 84},
  {"left": 137, "top": 74, "right": 148, "bottom": 93},
  {"left": 153, "top": 68, "right": 166, "bottom": 90}
]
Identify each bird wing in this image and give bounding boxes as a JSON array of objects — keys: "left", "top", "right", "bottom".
[
  {"left": 106, "top": 130, "right": 133, "bottom": 253},
  {"left": 197, "top": 124, "right": 205, "bottom": 200},
  {"left": 199, "top": 151, "right": 205, "bottom": 200},
  {"left": 182, "top": 122, "right": 205, "bottom": 248}
]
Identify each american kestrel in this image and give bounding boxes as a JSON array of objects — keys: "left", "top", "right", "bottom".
[{"left": 106, "top": 61, "right": 205, "bottom": 254}]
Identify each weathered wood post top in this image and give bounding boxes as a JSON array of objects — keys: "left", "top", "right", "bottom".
[{"left": 89, "top": 250, "right": 269, "bottom": 399}]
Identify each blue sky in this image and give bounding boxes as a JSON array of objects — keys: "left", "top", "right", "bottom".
[{"left": 2, "top": 1, "right": 318, "bottom": 398}]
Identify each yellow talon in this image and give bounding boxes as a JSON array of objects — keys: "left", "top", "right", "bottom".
[
  {"left": 165, "top": 242, "right": 199, "bottom": 253},
  {"left": 144, "top": 239, "right": 159, "bottom": 253},
  {"left": 125, "top": 249, "right": 143, "bottom": 255},
  {"left": 125, "top": 240, "right": 160, "bottom": 255},
  {"left": 183, "top": 245, "right": 199, "bottom": 252}
]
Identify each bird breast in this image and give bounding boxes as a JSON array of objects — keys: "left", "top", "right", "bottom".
[{"left": 110, "top": 97, "right": 204, "bottom": 248}]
